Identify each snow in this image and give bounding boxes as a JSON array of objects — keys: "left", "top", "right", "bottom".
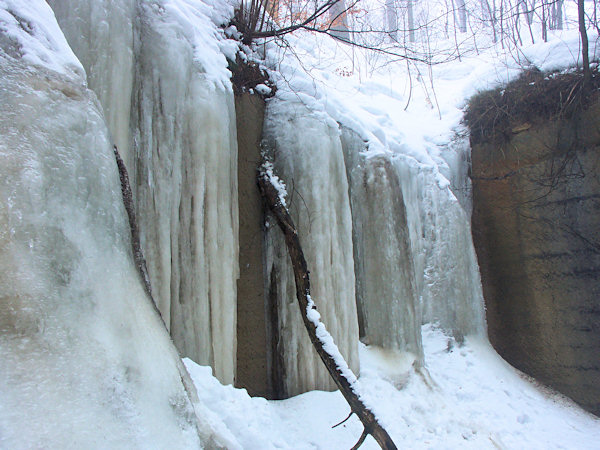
[
  {"left": 3, "top": 0, "right": 600, "bottom": 447},
  {"left": 261, "top": 160, "right": 288, "bottom": 207},
  {"left": 185, "top": 325, "right": 600, "bottom": 449},
  {"left": 306, "top": 295, "right": 359, "bottom": 388},
  {"left": 0, "top": 0, "right": 84, "bottom": 80}
]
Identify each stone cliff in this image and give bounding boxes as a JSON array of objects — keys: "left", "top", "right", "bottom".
[{"left": 468, "top": 71, "right": 600, "bottom": 415}]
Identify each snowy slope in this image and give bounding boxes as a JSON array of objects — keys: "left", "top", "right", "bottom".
[{"left": 186, "top": 326, "right": 600, "bottom": 449}]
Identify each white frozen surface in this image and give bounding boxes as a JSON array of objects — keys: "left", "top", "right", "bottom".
[
  {"left": 343, "top": 137, "right": 423, "bottom": 357},
  {"left": 261, "top": 160, "right": 288, "bottom": 207},
  {"left": 186, "top": 326, "right": 600, "bottom": 449},
  {"left": 47, "top": 0, "right": 136, "bottom": 169},
  {"left": 49, "top": 0, "right": 239, "bottom": 384},
  {"left": 133, "top": 0, "right": 239, "bottom": 384},
  {"left": 0, "top": 9, "right": 213, "bottom": 446},
  {"left": 264, "top": 99, "right": 360, "bottom": 396}
]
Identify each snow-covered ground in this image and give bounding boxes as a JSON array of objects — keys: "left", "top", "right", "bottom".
[{"left": 186, "top": 325, "right": 600, "bottom": 449}]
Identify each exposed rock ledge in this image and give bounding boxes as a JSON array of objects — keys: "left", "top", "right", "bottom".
[{"left": 470, "top": 91, "right": 600, "bottom": 416}]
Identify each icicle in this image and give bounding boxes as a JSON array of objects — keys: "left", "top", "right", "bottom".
[
  {"left": 49, "top": 0, "right": 239, "bottom": 384},
  {"left": 342, "top": 126, "right": 423, "bottom": 361},
  {"left": 263, "top": 100, "right": 359, "bottom": 396}
]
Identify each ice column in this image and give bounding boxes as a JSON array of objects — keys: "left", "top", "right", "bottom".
[
  {"left": 341, "top": 128, "right": 423, "bottom": 360},
  {"left": 263, "top": 101, "right": 359, "bottom": 396},
  {"left": 49, "top": 0, "right": 239, "bottom": 383},
  {"left": 397, "top": 157, "right": 486, "bottom": 339},
  {"left": 47, "top": 0, "right": 136, "bottom": 171},
  {"left": 131, "top": 1, "right": 238, "bottom": 384}
]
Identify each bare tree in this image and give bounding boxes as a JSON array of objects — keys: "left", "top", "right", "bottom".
[
  {"left": 407, "top": 0, "right": 416, "bottom": 42},
  {"left": 386, "top": 0, "right": 399, "bottom": 40},
  {"left": 234, "top": 0, "right": 347, "bottom": 44},
  {"left": 578, "top": 0, "right": 591, "bottom": 83},
  {"left": 456, "top": 0, "right": 468, "bottom": 32},
  {"left": 550, "top": 0, "right": 564, "bottom": 30},
  {"left": 329, "top": 0, "right": 352, "bottom": 41}
]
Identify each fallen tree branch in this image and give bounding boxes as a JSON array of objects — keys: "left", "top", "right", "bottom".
[
  {"left": 257, "top": 160, "right": 397, "bottom": 450},
  {"left": 113, "top": 146, "right": 219, "bottom": 444},
  {"left": 113, "top": 145, "right": 153, "bottom": 299},
  {"left": 333, "top": 410, "right": 354, "bottom": 428}
]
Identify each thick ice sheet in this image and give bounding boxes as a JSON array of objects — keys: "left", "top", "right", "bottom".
[
  {"left": 263, "top": 99, "right": 360, "bottom": 396},
  {"left": 49, "top": 0, "right": 239, "bottom": 384},
  {"left": 0, "top": 11, "right": 203, "bottom": 448}
]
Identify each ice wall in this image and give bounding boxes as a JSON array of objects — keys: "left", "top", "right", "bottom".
[
  {"left": 263, "top": 100, "right": 360, "bottom": 396},
  {"left": 132, "top": 0, "right": 238, "bottom": 385},
  {"left": 397, "top": 156, "right": 486, "bottom": 339},
  {"left": 341, "top": 128, "right": 423, "bottom": 360},
  {"left": 46, "top": 0, "right": 136, "bottom": 170},
  {"left": 0, "top": 1, "right": 232, "bottom": 446},
  {"left": 49, "top": 0, "right": 239, "bottom": 384}
]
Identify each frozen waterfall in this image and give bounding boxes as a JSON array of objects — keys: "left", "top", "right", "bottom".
[
  {"left": 5, "top": 0, "right": 489, "bottom": 419},
  {"left": 48, "top": 0, "right": 239, "bottom": 384},
  {"left": 261, "top": 82, "right": 486, "bottom": 394},
  {"left": 263, "top": 100, "right": 360, "bottom": 396},
  {"left": 0, "top": 1, "right": 235, "bottom": 446},
  {"left": 397, "top": 153, "right": 486, "bottom": 340},
  {"left": 341, "top": 127, "right": 423, "bottom": 360}
]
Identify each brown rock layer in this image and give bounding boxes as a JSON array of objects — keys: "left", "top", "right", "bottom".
[
  {"left": 471, "top": 99, "right": 600, "bottom": 416},
  {"left": 235, "top": 92, "right": 273, "bottom": 397}
]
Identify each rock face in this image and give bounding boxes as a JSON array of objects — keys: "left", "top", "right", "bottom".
[
  {"left": 471, "top": 97, "right": 600, "bottom": 416},
  {"left": 234, "top": 92, "right": 272, "bottom": 397}
]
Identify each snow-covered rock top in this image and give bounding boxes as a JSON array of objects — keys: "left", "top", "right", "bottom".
[{"left": 0, "top": 0, "right": 84, "bottom": 80}]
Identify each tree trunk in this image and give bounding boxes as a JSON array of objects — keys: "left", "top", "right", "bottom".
[
  {"left": 456, "top": 0, "right": 467, "bottom": 32},
  {"left": 329, "top": 0, "right": 351, "bottom": 42},
  {"left": 113, "top": 146, "right": 153, "bottom": 300},
  {"left": 407, "top": 0, "right": 415, "bottom": 42},
  {"left": 386, "top": 0, "right": 399, "bottom": 41},
  {"left": 579, "top": 0, "right": 591, "bottom": 85}
]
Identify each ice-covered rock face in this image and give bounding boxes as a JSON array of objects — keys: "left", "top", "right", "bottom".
[
  {"left": 397, "top": 158, "right": 486, "bottom": 339},
  {"left": 131, "top": 0, "right": 238, "bottom": 385},
  {"left": 263, "top": 100, "right": 360, "bottom": 396},
  {"left": 342, "top": 130, "right": 423, "bottom": 360},
  {"left": 341, "top": 122, "right": 483, "bottom": 359},
  {"left": 49, "top": 0, "right": 239, "bottom": 384},
  {"left": 47, "top": 0, "right": 136, "bottom": 171},
  {"left": 0, "top": 1, "right": 215, "bottom": 446}
]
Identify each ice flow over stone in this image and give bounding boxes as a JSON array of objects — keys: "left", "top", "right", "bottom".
[
  {"left": 49, "top": 0, "right": 239, "bottom": 385},
  {"left": 3, "top": 1, "right": 488, "bottom": 435}
]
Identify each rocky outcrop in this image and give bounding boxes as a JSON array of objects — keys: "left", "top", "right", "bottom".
[
  {"left": 470, "top": 91, "right": 600, "bottom": 415},
  {"left": 234, "top": 92, "right": 273, "bottom": 398}
]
